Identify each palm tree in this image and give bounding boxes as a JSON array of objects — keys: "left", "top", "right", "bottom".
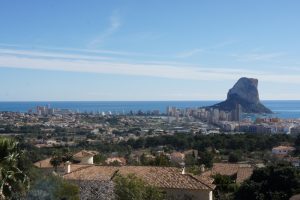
[{"left": 0, "top": 137, "right": 29, "bottom": 199}]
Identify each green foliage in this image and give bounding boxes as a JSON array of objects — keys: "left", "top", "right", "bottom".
[
  {"left": 213, "top": 174, "right": 237, "bottom": 200},
  {"left": 149, "top": 154, "right": 171, "bottom": 167},
  {"left": 50, "top": 155, "right": 63, "bottom": 172},
  {"left": 139, "top": 153, "right": 171, "bottom": 167},
  {"left": 0, "top": 137, "right": 30, "bottom": 199},
  {"left": 198, "top": 151, "right": 214, "bottom": 168},
  {"left": 26, "top": 175, "right": 79, "bottom": 200},
  {"left": 185, "top": 153, "right": 197, "bottom": 166},
  {"left": 54, "top": 179, "right": 80, "bottom": 200},
  {"left": 228, "top": 152, "right": 240, "bottom": 163},
  {"left": 234, "top": 164, "right": 300, "bottom": 200},
  {"left": 93, "top": 154, "right": 107, "bottom": 165},
  {"left": 114, "top": 174, "right": 165, "bottom": 200},
  {"left": 50, "top": 149, "right": 76, "bottom": 171},
  {"left": 122, "top": 133, "right": 292, "bottom": 153},
  {"left": 186, "top": 165, "right": 203, "bottom": 175}
]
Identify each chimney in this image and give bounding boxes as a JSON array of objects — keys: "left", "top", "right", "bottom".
[
  {"left": 65, "top": 161, "right": 71, "bottom": 174},
  {"left": 200, "top": 164, "right": 205, "bottom": 173},
  {"left": 181, "top": 167, "right": 186, "bottom": 175}
]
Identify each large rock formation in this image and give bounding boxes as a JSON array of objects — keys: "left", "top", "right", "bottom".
[{"left": 211, "top": 77, "right": 272, "bottom": 113}]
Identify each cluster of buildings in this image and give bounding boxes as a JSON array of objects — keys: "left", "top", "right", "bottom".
[
  {"left": 34, "top": 150, "right": 215, "bottom": 200},
  {"left": 271, "top": 145, "right": 300, "bottom": 167},
  {"left": 28, "top": 105, "right": 74, "bottom": 116},
  {"left": 166, "top": 104, "right": 242, "bottom": 123},
  {"left": 166, "top": 105, "right": 300, "bottom": 135}
]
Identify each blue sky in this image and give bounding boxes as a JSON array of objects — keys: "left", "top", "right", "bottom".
[{"left": 0, "top": 0, "right": 300, "bottom": 101}]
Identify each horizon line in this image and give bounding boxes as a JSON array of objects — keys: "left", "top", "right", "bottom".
[{"left": 0, "top": 99, "right": 299, "bottom": 102}]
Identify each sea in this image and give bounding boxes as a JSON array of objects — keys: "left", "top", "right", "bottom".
[{"left": 0, "top": 101, "right": 300, "bottom": 119}]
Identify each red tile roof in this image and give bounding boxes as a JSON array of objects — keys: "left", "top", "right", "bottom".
[
  {"left": 201, "top": 163, "right": 253, "bottom": 183},
  {"left": 63, "top": 165, "right": 215, "bottom": 190},
  {"left": 73, "top": 150, "right": 98, "bottom": 159}
]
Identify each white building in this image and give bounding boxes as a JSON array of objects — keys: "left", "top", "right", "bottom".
[
  {"left": 73, "top": 150, "right": 99, "bottom": 165},
  {"left": 272, "top": 146, "right": 295, "bottom": 156}
]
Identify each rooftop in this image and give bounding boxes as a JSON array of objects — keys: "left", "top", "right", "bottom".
[
  {"left": 201, "top": 163, "right": 254, "bottom": 184},
  {"left": 272, "top": 146, "right": 296, "bottom": 151},
  {"left": 73, "top": 150, "right": 99, "bottom": 159},
  {"left": 63, "top": 165, "right": 215, "bottom": 190}
]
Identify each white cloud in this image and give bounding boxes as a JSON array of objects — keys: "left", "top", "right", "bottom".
[
  {"left": 88, "top": 10, "right": 121, "bottom": 47},
  {"left": 0, "top": 48, "right": 112, "bottom": 61},
  {"left": 0, "top": 46, "right": 300, "bottom": 84}
]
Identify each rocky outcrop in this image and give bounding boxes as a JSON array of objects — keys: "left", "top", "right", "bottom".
[{"left": 211, "top": 77, "right": 272, "bottom": 113}]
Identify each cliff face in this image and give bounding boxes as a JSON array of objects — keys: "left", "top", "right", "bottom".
[{"left": 212, "top": 77, "right": 272, "bottom": 113}]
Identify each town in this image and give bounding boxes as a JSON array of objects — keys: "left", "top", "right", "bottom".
[{"left": 1, "top": 104, "right": 300, "bottom": 199}]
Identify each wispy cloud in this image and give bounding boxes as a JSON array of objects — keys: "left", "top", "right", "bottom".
[
  {"left": 176, "top": 39, "right": 238, "bottom": 58},
  {"left": 0, "top": 43, "right": 162, "bottom": 58},
  {"left": 0, "top": 46, "right": 300, "bottom": 84},
  {"left": 176, "top": 48, "right": 204, "bottom": 58},
  {"left": 88, "top": 10, "right": 121, "bottom": 48},
  {"left": 209, "top": 39, "right": 238, "bottom": 49},
  {"left": 0, "top": 48, "right": 112, "bottom": 61},
  {"left": 232, "top": 52, "right": 285, "bottom": 62}
]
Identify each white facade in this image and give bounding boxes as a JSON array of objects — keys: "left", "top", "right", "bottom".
[
  {"left": 272, "top": 146, "right": 295, "bottom": 155},
  {"left": 80, "top": 156, "right": 94, "bottom": 165}
]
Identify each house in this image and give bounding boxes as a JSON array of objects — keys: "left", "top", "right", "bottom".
[
  {"left": 34, "top": 156, "right": 93, "bottom": 175},
  {"left": 284, "top": 157, "right": 300, "bottom": 167},
  {"left": 105, "top": 157, "right": 127, "bottom": 166},
  {"left": 34, "top": 158, "right": 55, "bottom": 169},
  {"left": 73, "top": 150, "right": 99, "bottom": 165},
  {"left": 34, "top": 150, "right": 99, "bottom": 173},
  {"left": 272, "top": 146, "right": 295, "bottom": 156},
  {"left": 63, "top": 165, "right": 215, "bottom": 200},
  {"left": 170, "top": 152, "right": 185, "bottom": 165},
  {"left": 200, "top": 163, "right": 254, "bottom": 184}
]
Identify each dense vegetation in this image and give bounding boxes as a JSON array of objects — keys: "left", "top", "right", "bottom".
[
  {"left": 0, "top": 136, "right": 79, "bottom": 200},
  {"left": 124, "top": 133, "right": 293, "bottom": 152},
  {"left": 0, "top": 137, "right": 29, "bottom": 199},
  {"left": 114, "top": 174, "right": 164, "bottom": 200},
  {"left": 234, "top": 164, "right": 300, "bottom": 200}
]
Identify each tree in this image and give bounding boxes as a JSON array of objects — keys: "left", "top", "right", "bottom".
[
  {"left": 93, "top": 154, "right": 106, "bottom": 165},
  {"left": 114, "top": 174, "right": 164, "bottom": 200},
  {"left": 185, "top": 153, "right": 197, "bottom": 167},
  {"left": 151, "top": 154, "right": 171, "bottom": 167},
  {"left": 228, "top": 153, "right": 240, "bottom": 163},
  {"left": 234, "top": 164, "right": 300, "bottom": 200},
  {"left": 213, "top": 174, "right": 237, "bottom": 200},
  {"left": 26, "top": 175, "right": 79, "bottom": 200},
  {"left": 50, "top": 154, "right": 63, "bottom": 172},
  {"left": 199, "top": 151, "right": 214, "bottom": 168},
  {"left": 0, "top": 137, "right": 30, "bottom": 199}
]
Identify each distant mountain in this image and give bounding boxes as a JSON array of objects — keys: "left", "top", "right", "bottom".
[{"left": 210, "top": 77, "right": 272, "bottom": 114}]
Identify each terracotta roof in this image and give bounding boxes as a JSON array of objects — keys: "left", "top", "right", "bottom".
[
  {"left": 201, "top": 163, "right": 253, "bottom": 184},
  {"left": 63, "top": 166, "right": 215, "bottom": 190},
  {"left": 34, "top": 158, "right": 91, "bottom": 170},
  {"left": 34, "top": 158, "right": 53, "bottom": 168},
  {"left": 69, "top": 164, "right": 92, "bottom": 172},
  {"left": 73, "top": 150, "right": 98, "bottom": 159},
  {"left": 105, "top": 157, "right": 127, "bottom": 165},
  {"left": 272, "top": 146, "right": 295, "bottom": 151},
  {"left": 290, "top": 194, "right": 300, "bottom": 200},
  {"left": 170, "top": 152, "right": 185, "bottom": 159},
  {"left": 236, "top": 167, "right": 253, "bottom": 183}
]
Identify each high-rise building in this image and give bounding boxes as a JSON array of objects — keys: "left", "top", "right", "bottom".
[{"left": 231, "top": 104, "right": 242, "bottom": 121}]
